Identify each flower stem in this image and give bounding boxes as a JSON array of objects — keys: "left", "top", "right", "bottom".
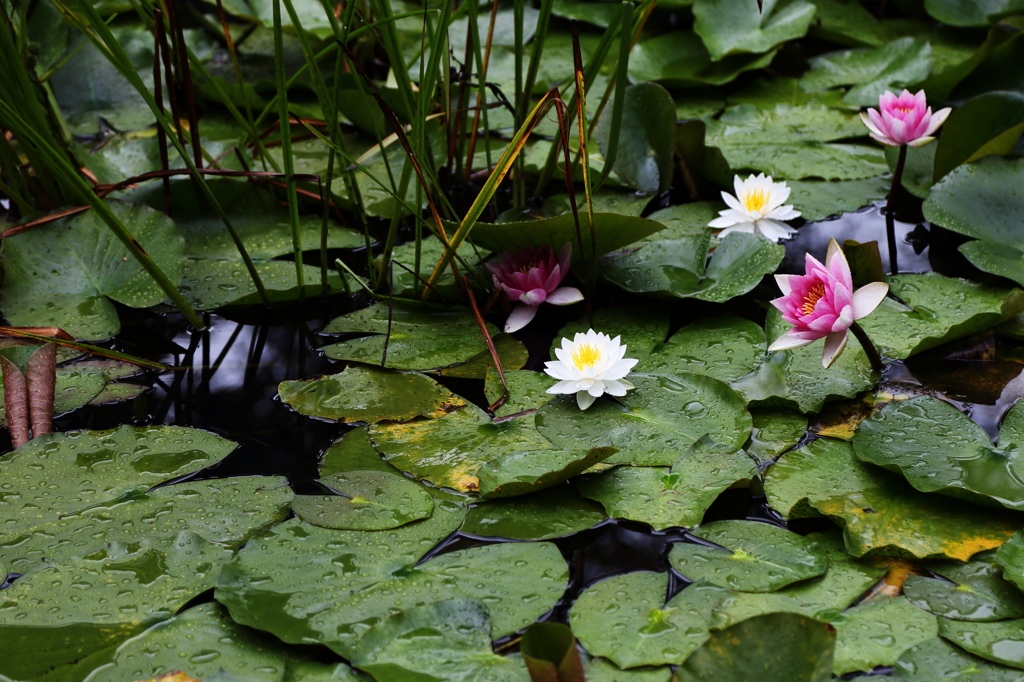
[
  {"left": 850, "top": 322, "right": 886, "bottom": 373},
  {"left": 884, "top": 144, "right": 907, "bottom": 275}
]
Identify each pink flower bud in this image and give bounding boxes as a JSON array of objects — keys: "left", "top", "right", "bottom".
[
  {"left": 860, "top": 89, "right": 951, "bottom": 148},
  {"left": 485, "top": 242, "right": 584, "bottom": 333}
]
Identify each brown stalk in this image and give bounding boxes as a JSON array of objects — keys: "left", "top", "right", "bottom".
[
  {"left": 571, "top": 22, "right": 595, "bottom": 327},
  {"left": 463, "top": 0, "right": 499, "bottom": 182},
  {"left": 26, "top": 343, "right": 55, "bottom": 439},
  {"left": 0, "top": 356, "right": 30, "bottom": 448},
  {"left": 464, "top": 276, "right": 507, "bottom": 414},
  {"left": 156, "top": 0, "right": 184, "bottom": 147},
  {"left": 164, "top": 0, "right": 203, "bottom": 168}
]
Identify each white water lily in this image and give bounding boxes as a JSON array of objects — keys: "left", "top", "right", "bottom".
[
  {"left": 544, "top": 329, "right": 638, "bottom": 410},
  {"left": 708, "top": 173, "right": 801, "bottom": 242}
]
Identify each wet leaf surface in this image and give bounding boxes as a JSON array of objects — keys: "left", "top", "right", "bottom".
[
  {"left": 291, "top": 470, "right": 434, "bottom": 530},
  {"left": 477, "top": 447, "right": 619, "bottom": 499},
  {"left": 467, "top": 213, "right": 666, "bottom": 261},
  {"left": 831, "top": 596, "right": 939, "bottom": 675},
  {"left": 940, "top": 617, "right": 1024, "bottom": 669},
  {"left": 596, "top": 83, "right": 677, "bottom": 195},
  {"left": 904, "top": 559, "right": 1024, "bottom": 621},
  {"left": 693, "top": 0, "right": 816, "bottom": 60},
  {"left": 644, "top": 315, "right": 766, "bottom": 384},
  {"left": 461, "top": 485, "right": 606, "bottom": 540}
]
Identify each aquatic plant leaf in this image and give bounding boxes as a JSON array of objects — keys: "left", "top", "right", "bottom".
[
  {"left": 178, "top": 258, "right": 351, "bottom": 310},
  {"left": 860, "top": 272, "right": 1024, "bottom": 362},
  {"left": 577, "top": 441, "right": 757, "bottom": 529},
  {"left": 0, "top": 200, "right": 184, "bottom": 340},
  {"left": 693, "top": 0, "right": 816, "bottom": 60},
  {"left": 83, "top": 603, "right": 360, "bottom": 682},
  {"left": 466, "top": 212, "right": 666, "bottom": 261},
  {"left": 351, "top": 600, "right": 528, "bottom": 682},
  {"left": 674, "top": 612, "right": 835, "bottom": 682},
  {"left": 216, "top": 512, "right": 568, "bottom": 658},
  {"left": 925, "top": 0, "right": 1024, "bottom": 27},
  {"left": 924, "top": 157, "right": 1024, "bottom": 249},
  {"left": 0, "top": 533, "right": 235, "bottom": 682},
  {"left": 582, "top": 658, "right": 671, "bottom": 682},
  {"left": 800, "top": 37, "right": 932, "bottom": 107},
  {"left": 569, "top": 572, "right": 728, "bottom": 668},
  {"left": 940, "top": 617, "right": 1024, "bottom": 669},
  {"left": 747, "top": 408, "right": 807, "bottom": 462},
  {"left": 892, "top": 637, "right": 1024, "bottom": 682},
  {"left": 669, "top": 520, "right": 829, "bottom": 591},
  {"left": 805, "top": 0, "right": 887, "bottom": 47},
  {"left": 477, "top": 447, "right": 619, "bottom": 499},
  {"left": 291, "top": 471, "right": 434, "bottom": 530},
  {"left": 319, "top": 427, "right": 396, "bottom": 476},
  {"left": 483, "top": 368, "right": 558, "bottom": 420},
  {"left": 279, "top": 366, "right": 465, "bottom": 424},
  {"left": 462, "top": 486, "right": 606, "bottom": 539},
  {"left": 934, "top": 92, "right": 1024, "bottom": 181},
  {"left": 369, "top": 404, "right": 553, "bottom": 492},
  {"left": 536, "top": 373, "right": 751, "bottom": 467},
  {"left": 322, "top": 302, "right": 498, "bottom": 371},
  {"left": 439, "top": 335, "right": 530, "bottom": 380},
  {"left": 903, "top": 560, "right": 1024, "bottom": 621},
  {"left": 521, "top": 622, "right": 585, "bottom": 682},
  {"left": 601, "top": 232, "right": 784, "bottom": 303},
  {"left": 732, "top": 307, "right": 875, "bottom": 413},
  {"left": 959, "top": 241, "right": 1024, "bottom": 290},
  {"left": 595, "top": 82, "right": 677, "bottom": 195},
  {"left": 785, "top": 177, "right": 889, "bottom": 220},
  {"left": 628, "top": 31, "right": 776, "bottom": 87},
  {"left": 764, "top": 438, "right": 1021, "bottom": 560},
  {"left": 831, "top": 597, "right": 939, "bottom": 675},
  {"left": 852, "top": 396, "right": 1024, "bottom": 511},
  {"left": 644, "top": 315, "right": 766, "bottom": 383},
  {"left": 997, "top": 530, "right": 1024, "bottom": 592},
  {"left": 643, "top": 204, "right": 718, "bottom": 242},
  {"left": 386, "top": 236, "right": 472, "bottom": 300}
]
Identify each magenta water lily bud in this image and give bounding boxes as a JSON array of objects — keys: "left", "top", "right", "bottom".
[
  {"left": 487, "top": 242, "right": 584, "bottom": 333},
  {"left": 860, "top": 89, "right": 951, "bottom": 148},
  {"left": 544, "top": 329, "right": 639, "bottom": 410},
  {"left": 708, "top": 173, "right": 801, "bottom": 242},
  {"left": 768, "top": 239, "right": 889, "bottom": 368}
]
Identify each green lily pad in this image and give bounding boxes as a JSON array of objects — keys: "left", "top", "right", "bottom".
[
  {"left": 351, "top": 600, "right": 528, "bottom": 682},
  {"left": 747, "top": 408, "right": 808, "bottom": 462},
  {"left": 934, "top": 92, "right": 1024, "bottom": 182},
  {"left": 643, "top": 204, "right": 719, "bottom": 242},
  {"left": 291, "top": 470, "right": 434, "bottom": 530},
  {"left": 461, "top": 486, "right": 606, "bottom": 540},
  {"left": 583, "top": 657, "right": 672, "bottom": 682},
  {"left": 466, "top": 212, "right": 666, "bottom": 261},
  {"left": 627, "top": 31, "right": 777, "bottom": 87},
  {"left": 997, "top": 530, "right": 1024, "bottom": 592},
  {"left": 439, "top": 334, "right": 530, "bottom": 381},
  {"left": 596, "top": 82, "right": 677, "bottom": 195},
  {"left": 831, "top": 597, "right": 939, "bottom": 676},
  {"left": 477, "top": 447, "right": 619, "bottom": 499},
  {"left": 785, "top": 177, "right": 890, "bottom": 221},
  {"left": 959, "top": 241, "right": 1024, "bottom": 289},
  {"left": 904, "top": 559, "right": 1024, "bottom": 621},
  {"left": 216, "top": 510, "right": 568, "bottom": 658},
  {"left": 569, "top": 572, "right": 727, "bottom": 668},
  {"left": 923, "top": 157, "right": 1024, "bottom": 250},
  {"left": 670, "top": 520, "right": 829, "bottom": 591},
  {"left": 805, "top": 0, "right": 887, "bottom": 47},
  {"left": 83, "top": 602, "right": 360, "bottom": 682},
  {"left": 535, "top": 373, "right": 752, "bottom": 467},
  {"left": 940, "top": 618, "right": 1024, "bottom": 669},
  {"left": 764, "top": 438, "right": 1022, "bottom": 561},
  {"left": 892, "top": 637, "right": 1024, "bottom": 682},
  {"left": 733, "top": 307, "right": 876, "bottom": 413},
  {"left": 925, "top": 0, "right": 1024, "bottom": 27},
  {"left": 279, "top": 366, "right": 465, "bottom": 424},
  {"left": 693, "top": 0, "right": 816, "bottom": 60},
  {"left": 483, "top": 368, "right": 559, "bottom": 419},
  {"left": 852, "top": 396, "right": 1024, "bottom": 511},
  {"left": 369, "top": 403, "right": 553, "bottom": 492},
  {"left": 0, "top": 200, "right": 185, "bottom": 340},
  {"left": 319, "top": 427, "right": 395, "bottom": 475},
  {"left": 644, "top": 315, "right": 766, "bottom": 383},
  {"left": 577, "top": 441, "right": 758, "bottom": 529},
  {"left": 322, "top": 302, "right": 497, "bottom": 371},
  {"left": 800, "top": 37, "right": 932, "bottom": 107},
  {"left": 601, "top": 232, "right": 785, "bottom": 303},
  {"left": 178, "top": 258, "right": 351, "bottom": 310},
  {"left": 385, "top": 235, "right": 473, "bottom": 301},
  {"left": 675, "top": 612, "right": 835, "bottom": 682}
]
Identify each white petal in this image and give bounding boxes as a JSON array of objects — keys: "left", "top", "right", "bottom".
[
  {"left": 716, "top": 223, "right": 757, "bottom": 237},
  {"left": 767, "top": 205, "right": 801, "bottom": 220},
  {"left": 821, "top": 330, "right": 849, "bottom": 369},
  {"left": 768, "top": 331, "right": 816, "bottom": 351},
  {"left": 546, "top": 379, "right": 578, "bottom": 394},
  {"left": 602, "top": 379, "right": 631, "bottom": 396},
  {"left": 576, "top": 391, "right": 597, "bottom": 410},
  {"left": 575, "top": 377, "right": 595, "bottom": 391},
  {"left": 504, "top": 304, "right": 538, "bottom": 333},
  {"left": 543, "top": 361, "right": 572, "bottom": 381},
  {"left": 859, "top": 111, "right": 883, "bottom": 136},
  {"left": 907, "top": 136, "right": 935, "bottom": 147},
  {"left": 825, "top": 238, "right": 845, "bottom": 270},
  {"left": 851, "top": 281, "right": 889, "bottom": 319},
  {"left": 775, "top": 274, "right": 794, "bottom": 295},
  {"left": 755, "top": 220, "right": 796, "bottom": 242},
  {"left": 709, "top": 210, "right": 749, "bottom": 227},
  {"left": 546, "top": 287, "right": 584, "bottom": 305},
  {"left": 722, "top": 191, "right": 745, "bottom": 213},
  {"left": 587, "top": 380, "right": 606, "bottom": 398}
]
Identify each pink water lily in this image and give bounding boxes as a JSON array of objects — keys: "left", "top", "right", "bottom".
[
  {"left": 768, "top": 239, "right": 889, "bottom": 368},
  {"left": 860, "top": 89, "right": 951, "bottom": 147},
  {"left": 487, "top": 242, "right": 584, "bottom": 333}
]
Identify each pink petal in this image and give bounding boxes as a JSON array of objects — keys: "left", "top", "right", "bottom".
[
  {"left": 768, "top": 330, "right": 817, "bottom": 351},
  {"left": 505, "top": 303, "right": 538, "bottom": 333},
  {"left": 519, "top": 288, "right": 548, "bottom": 305},
  {"left": 546, "top": 286, "right": 584, "bottom": 305},
  {"left": 851, "top": 281, "right": 889, "bottom": 319},
  {"left": 821, "top": 330, "right": 849, "bottom": 368}
]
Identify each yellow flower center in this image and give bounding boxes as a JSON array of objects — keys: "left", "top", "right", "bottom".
[
  {"left": 801, "top": 283, "right": 826, "bottom": 316},
  {"left": 744, "top": 188, "right": 768, "bottom": 214},
  {"left": 519, "top": 261, "right": 539, "bottom": 274},
  {"left": 895, "top": 106, "right": 914, "bottom": 114},
  {"left": 571, "top": 343, "right": 601, "bottom": 371}
]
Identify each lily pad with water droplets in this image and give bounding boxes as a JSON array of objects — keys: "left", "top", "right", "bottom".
[
  {"left": 940, "top": 617, "right": 1024, "bottom": 669},
  {"left": 891, "top": 637, "right": 1024, "bottom": 682},
  {"left": 279, "top": 365, "right": 465, "bottom": 424},
  {"left": 785, "top": 177, "right": 889, "bottom": 221},
  {"left": 477, "top": 447, "right": 619, "bottom": 499},
  {"left": 291, "top": 470, "right": 434, "bottom": 530},
  {"left": 177, "top": 257, "right": 352, "bottom": 310},
  {"left": 576, "top": 441, "right": 758, "bottom": 529},
  {"left": 903, "top": 559, "right": 1024, "bottom": 621},
  {"left": 831, "top": 596, "right": 939, "bottom": 676},
  {"left": 693, "top": 0, "right": 816, "bottom": 60},
  {"left": 319, "top": 427, "right": 396, "bottom": 475},
  {"left": 351, "top": 600, "right": 528, "bottom": 682},
  {"left": 643, "top": 315, "right": 766, "bottom": 384},
  {"left": 669, "top": 520, "right": 829, "bottom": 592},
  {"left": 583, "top": 657, "right": 672, "bottom": 682},
  {"left": 569, "top": 572, "right": 728, "bottom": 668},
  {"left": 462, "top": 485, "right": 606, "bottom": 540},
  {"left": 535, "top": 372, "right": 752, "bottom": 467},
  {"left": 627, "top": 30, "right": 777, "bottom": 87},
  {"left": 997, "top": 530, "right": 1024, "bottom": 593},
  {"left": 853, "top": 396, "right": 1024, "bottom": 511},
  {"left": 800, "top": 37, "right": 933, "bottom": 107},
  {"left": 747, "top": 408, "right": 807, "bottom": 462}
]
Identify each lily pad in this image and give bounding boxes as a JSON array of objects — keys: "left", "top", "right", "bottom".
[
  {"left": 892, "top": 637, "right": 1024, "bottom": 682},
  {"left": 997, "top": 530, "right": 1024, "bottom": 592},
  {"left": 764, "top": 438, "right": 1022, "bottom": 560},
  {"left": 279, "top": 366, "right": 465, "bottom": 424},
  {"left": 675, "top": 612, "right": 835, "bottom": 682},
  {"left": 461, "top": 486, "right": 606, "bottom": 540},
  {"left": 747, "top": 408, "right": 808, "bottom": 461},
  {"left": 477, "top": 447, "right": 619, "bottom": 499},
  {"left": 439, "top": 334, "right": 530, "bottom": 381},
  {"left": 785, "top": 177, "right": 890, "bottom": 220},
  {"left": 583, "top": 658, "right": 672, "bottom": 682},
  {"left": 535, "top": 373, "right": 752, "bottom": 467},
  {"left": 291, "top": 470, "right": 434, "bottom": 530},
  {"left": 178, "top": 258, "right": 351, "bottom": 310},
  {"left": 351, "top": 600, "right": 528, "bottom": 682},
  {"left": 800, "top": 37, "right": 932, "bottom": 107},
  {"left": 940, "top": 618, "right": 1024, "bottom": 669},
  {"left": 923, "top": 157, "right": 1024, "bottom": 249},
  {"left": 483, "top": 368, "right": 559, "bottom": 419},
  {"left": 669, "top": 520, "right": 829, "bottom": 591},
  {"left": 627, "top": 31, "right": 777, "bottom": 87},
  {"left": 925, "top": 0, "right": 1024, "bottom": 27},
  {"left": 83, "top": 603, "right": 360, "bottom": 682},
  {"left": 319, "top": 427, "right": 395, "bottom": 475},
  {"left": 693, "top": 0, "right": 816, "bottom": 60},
  {"left": 0, "top": 200, "right": 185, "bottom": 340},
  {"left": 831, "top": 597, "right": 939, "bottom": 676},
  {"left": 216, "top": 510, "right": 568, "bottom": 658},
  {"left": 321, "top": 302, "right": 497, "bottom": 370},
  {"left": 644, "top": 315, "right": 766, "bottom": 383},
  {"left": 852, "top": 396, "right": 1024, "bottom": 511},
  {"left": 596, "top": 82, "right": 677, "bottom": 195},
  {"left": 577, "top": 441, "right": 758, "bottom": 529},
  {"left": 601, "top": 232, "right": 785, "bottom": 303},
  {"left": 569, "top": 572, "right": 727, "bottom": 668},
  {"left": 903, "top": 559, "right": 1024, "bottom": 621}
]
